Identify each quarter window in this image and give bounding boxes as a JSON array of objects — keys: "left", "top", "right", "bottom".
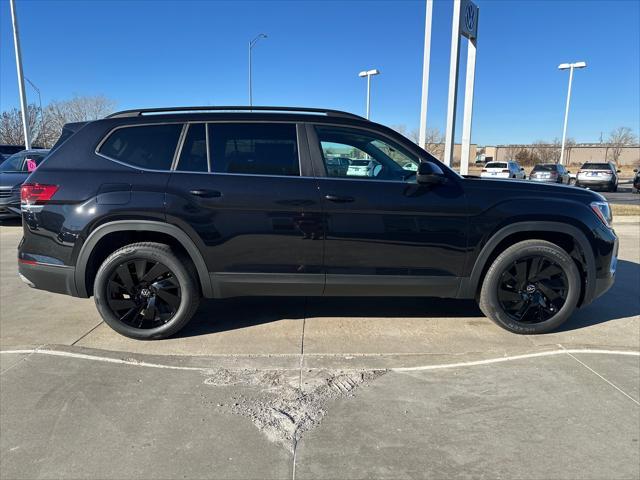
[
  {"left": 177, "top": 124, "right": 208, "bottom": 172},
  {"left": 208, "top": 123, "right": 299, "bottom": 176},
  {"left": 99, "top": 124, "right": 183, "bottom": 170}
]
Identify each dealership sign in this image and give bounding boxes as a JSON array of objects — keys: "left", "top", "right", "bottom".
[{"left": 460, "top": 0, "right": 479, "bottom": 40}]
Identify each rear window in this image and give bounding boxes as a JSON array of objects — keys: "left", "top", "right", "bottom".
[
  {"left": 208, "top": 123, "right": 299, "bottom": 176},
  {"left": 99, "top": 124, "right": 183, "bottom": 170},
  {"left": 533, "top": 164, "right": 557, "bottom": 171},
  {"left": 485, "top": 162, "right": 507, "bottom": 169},
  {"left": 581, "top": 163, "right": 612, "bottom": 170}
]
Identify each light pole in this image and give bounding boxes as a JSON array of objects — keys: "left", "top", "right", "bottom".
[
  {"left": 9, "top": 0, "right": 31, "bottom": 149},
  {"left": 249, "top": 33, "right": 267, "bottom": 107},
  {"left": 558, "top": 61, "right": 586, "bottom": 165},
  {"left": 26, "top": 77, "right": 43, "bottom": 140},
  {"left": 358, "top": 69, "right": 380, "bottom": 119}
]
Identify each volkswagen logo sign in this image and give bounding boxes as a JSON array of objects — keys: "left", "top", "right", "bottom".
[{"left": 465, "top": 3, "right": 476, "bottom": 32}]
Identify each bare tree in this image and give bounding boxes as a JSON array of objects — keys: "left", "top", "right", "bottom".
[
  {"left": 607, "top": 127, "right": 638, "bottom": 164},
  {"left": 532, "top": 140, "right": 559, "bottom": 163},
  {"left": 390, "top": 124, "right": 442, "bottom": 158},
  {"left": 503, "top": 144, "right": 523, "bottom": 160},
  {"left": 0, "top": 95, "right": 116, "bottom": 148}
]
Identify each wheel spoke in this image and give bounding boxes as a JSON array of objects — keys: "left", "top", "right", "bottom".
[
  {"left": 531, "top": 263, "right": 562, "bottom": 282},
  {"left": 538, "top": 282, "right": 561, "bottom": 301},
  {"left": 499, "top": 288, "right": 522, "bottom": 302},
  {"left": 109, "top": 298, "right": 137, "bottom": 311},
  {"left": 155, "top": 288, "right": 181, "bottom": 310},
  {"left": 116, "top": 264, "right": 135, "bottom": 292},
  {"left": 142, "top": 297, "right": 158, "bottom": 321},
  {"left": 134, "top": 260, "right": 147, "bottom": 283},
  {"left": 514, "top": 262, "right": 527, "bottom": 290},
  {"left": 142, "top": 262, "right": 170, "bottom": 283}
]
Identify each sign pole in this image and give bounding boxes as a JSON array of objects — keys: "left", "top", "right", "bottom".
[
  {"left": 460, "top": 35, "right": 478, "bottom": 176},
  {"left": 443, "top": 0, "right": 461, "bottom": 167},
  {"left": 9, "top": 0, "right": 31, "bottom": 150},
  {"left": 418, "top": 0, "right": 434, "bottom": 150}
]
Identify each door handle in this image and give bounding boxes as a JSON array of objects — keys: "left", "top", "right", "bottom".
[
  {"left": 324, "top": 194, "right": 355, "bottom": 203},
  {"left": 189, "top": 189, "right": 222, "bottom": 198}
]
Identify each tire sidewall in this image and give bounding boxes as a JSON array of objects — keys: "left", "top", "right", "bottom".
[
  {"left": 481, "top": 242, "right": 581, "bottom": 334},
  {"left": 94, "top": 245, "right": 197, "bottom": 340}
]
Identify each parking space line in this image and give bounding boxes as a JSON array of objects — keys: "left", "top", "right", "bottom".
[{"left": 566, "top": 352, "right": 639, "bottom": 406}]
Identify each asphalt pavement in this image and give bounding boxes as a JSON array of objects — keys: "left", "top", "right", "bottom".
[{"left": 1, "top": 221, "right": 639, "bottom": 479}]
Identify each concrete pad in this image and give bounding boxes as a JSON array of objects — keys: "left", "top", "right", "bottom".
[
  {"left": 295, "top": 355, "right": 640, "bottom": 479},
  {"left": 0, "top": 353, "right": 292, "bottom": 480},
  {"left": 0, "top": 352, "right": 30, "bottom": 374},
  {"left": 77, "top": 297, "right": 305, "bottom": 356},
  {"left": 571, "top": 352, "right": 640, "bottom": 402}
]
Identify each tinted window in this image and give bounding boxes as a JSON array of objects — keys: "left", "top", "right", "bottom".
[
  {"left": 209, "top": 123, "right": 299, "bottom": 176},
  {"left": 533, "top": 164, "right": 558, "bottom": 172},
  {"left": 582, "top": 163, "right": 612, "bottom": 170},
  {"left": 315, "top": 126, "right": 419, "bottom": 181},
  {"left": 485, "top": 162, "right": 507, "bottom": 169},
  {"left": 177, "top": 124, "right": 208, "bottom": 172},
  {"left": 99, "top": 124, "right": 183, "bottom": 170}
]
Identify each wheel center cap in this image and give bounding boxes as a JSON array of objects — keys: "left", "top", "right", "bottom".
[
  {"left": 140, "top": 288, "right": 152, "bottom": 298},
  {"left": 526, "top": 284, "right": 537, "bottom": 294}
]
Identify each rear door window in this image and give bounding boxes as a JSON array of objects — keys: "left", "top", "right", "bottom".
[
  {"left": 99, "top": 124, "right": 183, "bottom": 170},
  {"left": 208, "top": 123, "right": 299, "bottom": 176}
]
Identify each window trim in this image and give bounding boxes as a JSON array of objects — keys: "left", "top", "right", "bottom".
[{"left": 173, "top": 123, "right": 209, "bottom": 173}]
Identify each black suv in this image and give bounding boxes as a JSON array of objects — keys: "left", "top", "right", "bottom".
[{"left": 18, "top": 107, "right": 618, "bottom": 339}]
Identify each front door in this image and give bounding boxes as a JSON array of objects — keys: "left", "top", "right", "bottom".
[
  {"left": 308, "top": 124, "right": 468, "bottom": 297},
  {"left": 166, "top": 122, "right": 324, "bottom": 297}
]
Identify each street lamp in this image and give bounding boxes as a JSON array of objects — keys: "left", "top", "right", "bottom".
[
  {"left": 26, "top": 77, "right": 44, "bottom": 140},
  {"left": 558, "top": 61, "right": 587, "bottom": 165},
  {"left": 358, "top": 69, "right": 380, "bottom": 119},
  {"left": 249, "top": 33, "right": 267, "bottom": 107}
]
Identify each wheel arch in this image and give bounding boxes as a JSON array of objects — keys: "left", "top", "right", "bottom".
[
  {"left": 459, "top": 221, "right": 596, "bottom": 305},
  {"left": 74, "top": 220, "right": 213, "bottom": 298}
]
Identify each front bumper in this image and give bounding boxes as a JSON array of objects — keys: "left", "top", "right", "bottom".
[
  {"left": 18, "top": 260, "right": 79, "bottom": 297},
  {"left": 0, "top": 198, "right": 21, "bottom": 217}
]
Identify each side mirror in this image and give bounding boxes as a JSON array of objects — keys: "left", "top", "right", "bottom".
[
  {"left": 634, "top": 169, "right": 638, "bottom": 172},
  {"left": 520, "top": 167, "right": 525, "bottom": 171},
  {"left": 616, "top": 170, "right": 621, "bottom": 173},
  {"left": 567, "top": 170, "right": 571, "bottom": 173},
  {"left": 416, "top": 162, "right": 446, "bottom": 185}
]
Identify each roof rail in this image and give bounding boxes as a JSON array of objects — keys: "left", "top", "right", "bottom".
[{"left": 106, "top": 106, "right": 367, "bottom": 121}]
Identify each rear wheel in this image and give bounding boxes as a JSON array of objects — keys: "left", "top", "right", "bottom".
[
  {"left": 479, "top": 240, "right": 581, "bottom": 334},
  {"left": 94, "top": 242, "right": 200, "bottom": 339}
]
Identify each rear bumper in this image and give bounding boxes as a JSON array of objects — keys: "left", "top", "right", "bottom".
[
  {"left": 529, "top": 177, "right": 559, "bottom": 183},
  {"left": 575, "top": 178, "right": 614, "bottom": 187},
  {"left": 18, "top": 261, "right": 79, "bottom": 297}
]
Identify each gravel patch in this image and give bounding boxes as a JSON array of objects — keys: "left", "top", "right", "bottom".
[{"left": 202, "top": 368, "right": 386, "bottom": 451}]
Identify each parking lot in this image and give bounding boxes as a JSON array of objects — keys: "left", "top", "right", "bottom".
[{"left": 1, "top": 220, "right": 639, "bottom": 479}]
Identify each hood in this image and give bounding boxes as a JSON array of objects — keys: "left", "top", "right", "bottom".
[
  {"left": 463, "top": 175, "right": 606, "bottom": 203},
  {"left": 0, "top": 171, "right": 29, "bottom": 189}
]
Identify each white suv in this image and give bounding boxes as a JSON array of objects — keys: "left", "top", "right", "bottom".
[{"left": 481, "top": 161, "right": 526, "bottom": 180}]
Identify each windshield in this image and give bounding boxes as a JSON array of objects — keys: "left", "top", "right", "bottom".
[
  {"left": 0, "top": 153, "right": 25, "bottom": 172},
  {"left": 582, "top": 163, "right": 611, "bottom": 170},
  {"left": 485, "top": 162, "right": 507, "bottom": 169},
  {"left": 533, "top": 164, "right": 557, "bottom": 172}
]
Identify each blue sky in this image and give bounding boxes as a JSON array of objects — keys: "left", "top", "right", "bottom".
[{"left": 1, "top": 0, "right": 639, "bottom": 145}]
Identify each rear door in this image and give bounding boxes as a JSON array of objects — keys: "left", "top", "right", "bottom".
[
  {"left": 307, "top": 124, "right": 468, "bottom": 297},
  {"left": 165, "top": 122, "right": 324, "bottom": 297}
]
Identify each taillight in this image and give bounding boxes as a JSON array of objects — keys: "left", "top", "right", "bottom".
[
  {"left": 20, "top": 183, "right": 58, "bottom": 205},
  {"left": 481, "top": 169, "right": 487, "bottom": 172},
  {"left": 501, "top": 169, "right": 510, "bottom": 173}
]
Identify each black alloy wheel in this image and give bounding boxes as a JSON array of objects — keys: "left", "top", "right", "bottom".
[
  {"left": 106, "top": 259, "right": 181, "bottom": 329},
  {"left": 497, "top": 256, "right": 568, "bottom": 324}
]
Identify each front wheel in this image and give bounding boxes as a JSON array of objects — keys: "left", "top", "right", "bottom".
[
  {"left": 479, "top": 240, "right": 581, "bottom": 334},
  {"left": 94, "top": 242, "right": 200, "bottom": 339}
]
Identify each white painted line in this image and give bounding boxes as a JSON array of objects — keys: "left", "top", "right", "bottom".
[
  {"left": 391, "top": 349, "right": 640, "bottom": 372},
  {"left": 0, "top": 348, "right": 638, "bottom": 373}
]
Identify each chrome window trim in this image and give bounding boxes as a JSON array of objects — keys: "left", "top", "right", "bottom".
[{"left": 171, "top": 124, "right": 189, "bottom": 171}]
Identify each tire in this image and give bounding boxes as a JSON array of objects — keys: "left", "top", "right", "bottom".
[
  {"left": 94, "top": 242, "right": 200, "bottom": 340},
  {"left": 479, "top": 240, "right": 581, "bottom": 334},
  {"left": 610, "top": 184, "right": 617, "bottom": 192}
]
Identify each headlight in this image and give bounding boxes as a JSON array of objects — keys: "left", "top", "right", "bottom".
[{"left": 590, "top": 201, "right": 612, "bottom": 227}]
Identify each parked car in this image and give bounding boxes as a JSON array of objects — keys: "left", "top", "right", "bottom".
[
  {"left": 18, "top": 106, "right": 617, "bottom": 340},
  {"left": 633, "top": 168, "right": 640, "bottom": 194},
  {"left": 325, "top": 156, "right": 351, "bottom": 177},
  {"left": 529, "top": 163, "right": 571, "bottom": 184},
  {"left": 0, "top": 145, "right": 25, "bottom": 161},
  {"left": 481, "top": 161, "right": 526, "bottom": 179},
  {"left": 0, "top": 149, "right": 49, "bottom": 218},
  {"left": 575, "top": 162, "right": 620, "bottom": 191},
  {"left": 347, "top": 159, "right": 381, "bottom": 177}
]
